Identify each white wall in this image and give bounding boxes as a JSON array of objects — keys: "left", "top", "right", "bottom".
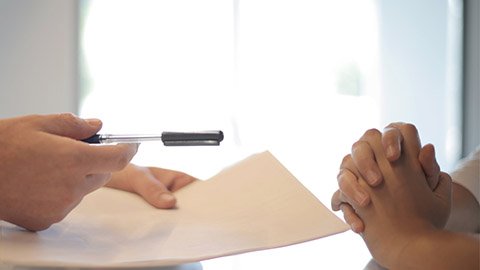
[
  {"left": 0, "top": 0, "right": 78, "bottom": 117},
  {"left": 377, "top": 0, "right": 463, "bottom": 169},
  {"left": 0, "top": 0, "right": 470, "bottom": 167},
  {"left": 463, "top": 0, "right": 480, "bottom": 156}
]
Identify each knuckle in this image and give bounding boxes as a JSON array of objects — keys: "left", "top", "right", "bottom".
[
  {"left": 338, "top": 173, "right": 352, "bottom": 192},
  {"left": 336, "top": 170, "right": 345, "bottom": 184},
  {"left": 364, "top": 128, "right": 381, "bottom": 138},
  {"left": 400, "top": 123, "right": 419, "bottom": 136},
  {"left": 385, "top": 121, "right": 404, "bottom": 129},
  {"left": 59, "top": 113, "right": 82, "bottom": 129},
  {"left": 59, "top": 112, "right": 77, "bottom": 121},
  {"left": 383, "top": 127, "right": 399, "bottom": 140},
  {"left": 351, "top": 141, "right": 368, "bottom": 156},
  {"left": 337, "top": 168, "right": 352, "bottom": 182},
  {"left": 331, "top": 190, "right": 341, "bottom": 210},
  {"left": 340, "top": 154, "right": 352, "bottom": 167},
  {"left": 351, "top": 145, "right": 373, "bottom": 166}
]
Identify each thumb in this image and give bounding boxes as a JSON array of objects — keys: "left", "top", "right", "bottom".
[
  {"left": 34, "top": 113, "right": 102, "bottom": 140},
  {"left": 131, "top": 172, "right": 178, "bottom": 209}
]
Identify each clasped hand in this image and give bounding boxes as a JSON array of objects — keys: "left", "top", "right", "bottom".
[{"left": 331, "top": 123, "right": 452, "bottom": 267}]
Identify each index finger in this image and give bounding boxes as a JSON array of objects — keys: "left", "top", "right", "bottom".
[{"left": 82, "top": 143, "right": 140, "bottom": 173}]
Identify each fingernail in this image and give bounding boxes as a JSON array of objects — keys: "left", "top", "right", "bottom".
[
  {"left": 387, "top": 145, "right": 393, "bottom": 157},
  {"left": 85, "top": 118, "right": 102, "bottom": 127},
  {"left": 386, "top": 145, "right": 396, "bottom": 158},
  {"left": 159, "top": 193, "right": 175, "bottom": 202}
]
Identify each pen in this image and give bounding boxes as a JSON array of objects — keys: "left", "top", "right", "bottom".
[{"left": 82, "top": 130, "right": 224, "bottom": 146}]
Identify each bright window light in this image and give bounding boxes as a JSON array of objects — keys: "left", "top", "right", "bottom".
[{"left": 79, "top": 0, "right": 461, "bottom": 268}]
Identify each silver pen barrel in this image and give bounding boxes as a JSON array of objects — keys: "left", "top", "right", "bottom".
[{"left": 100, "top": 134, "right": 163, "bottom": 144}]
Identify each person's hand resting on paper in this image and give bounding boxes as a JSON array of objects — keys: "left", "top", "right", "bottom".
[
  {"left": 106, "top": 164, "right": 196, "bottom": 209},
  {"left": 332, "top": 124, "right": 479, "bottom": 269},
  {"left": 0, "top": 113, "right": 196, "bottom": 232}
]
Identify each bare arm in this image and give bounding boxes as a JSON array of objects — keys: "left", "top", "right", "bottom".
[
  {"left": 395, "top": 228, "right": 479, "bottom": 270},
  {"left": 446, "top": 182, "right": 480, "bottom": 233}
]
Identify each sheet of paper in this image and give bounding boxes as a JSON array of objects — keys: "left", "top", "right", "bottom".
[{"left": 0, "top": 151, "right": 348, "bottom": 268}]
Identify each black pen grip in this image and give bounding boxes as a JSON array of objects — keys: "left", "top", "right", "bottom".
[{"left": 161, "top": 131, "right": 224, "bottom": 146}]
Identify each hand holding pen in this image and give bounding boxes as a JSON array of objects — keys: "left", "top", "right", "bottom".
[
  {"left": 0, "top": 114, "right": 139, "bottom": 231},
  {"left": 0, "top": 113, "right": 224, "bottom": 231}
]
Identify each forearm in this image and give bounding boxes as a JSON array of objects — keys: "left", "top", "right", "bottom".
[
  {"left": 392, "top": 229, "right": 479, "bottom": 270},
  {"left": 445, "top": 183, "right": 480, "bottom": 233}
]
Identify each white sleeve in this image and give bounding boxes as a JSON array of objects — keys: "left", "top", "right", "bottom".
[{"left": 450, "top": 146, "right": 480, "bottom": 203}]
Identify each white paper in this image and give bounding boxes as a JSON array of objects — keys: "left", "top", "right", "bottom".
[{"left": 0, "top": 151, "right": 348, "bottom": 268}]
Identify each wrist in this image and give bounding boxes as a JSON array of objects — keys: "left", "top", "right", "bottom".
[{"left": 384, "top": 220, "right": 437, "bottom": 269}]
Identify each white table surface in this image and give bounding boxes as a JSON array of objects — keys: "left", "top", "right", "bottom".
[{"left": 1, "top": 229, "right": 380, "bottom": 270}]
